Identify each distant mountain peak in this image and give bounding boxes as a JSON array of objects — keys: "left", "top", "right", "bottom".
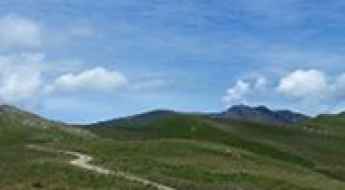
[
  {"left": 227, "top": 104, "right": 249, "bottom": 109},
  {"left": 227, "top": 105, "right": 271, "bottom": 112},
  {"left": 217, "top": 105, "right": 309, "bottom": 125},
  {"left": 255, "top": 105, "right": 271, "bottom": 112}
]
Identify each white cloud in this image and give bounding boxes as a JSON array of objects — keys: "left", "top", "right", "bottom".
[
  {"left": 47, "top": 67, "right": 128, "bottom": 93},
  {"left": 277, "top": 70, "right": 328, "bottom": 99},
  {"left": 222, "top": 70, "right": 345, "bottom": 114},
  {"left": 275, "top": 69, "right": 345, "bottom": 114},
  {"left": 0, "top": 15, "right": 41, "bottom": 49},
  {"left": 0, "top": 53, "right": 44, "bottom": 104},
  {"left": 223, "top": 77, "right": 267, "bottom": 106},
  {"left": 223, "top": 80, "right": 250, "bottom": 105},
  {"left": 254, "top": 76, "right": 268, "bottom": 89}
]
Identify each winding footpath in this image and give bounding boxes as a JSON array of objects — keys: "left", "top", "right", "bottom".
[{"left": 26, "top": 145, "right": 175, "bottom": 190}]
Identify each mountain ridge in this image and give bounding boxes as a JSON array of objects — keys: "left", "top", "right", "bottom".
[
  {"left": 212, "top": 105, "right": 310, "bottom": 125},
  {"left": 0, "top": 104, "right": 334, "bottom": 128}
]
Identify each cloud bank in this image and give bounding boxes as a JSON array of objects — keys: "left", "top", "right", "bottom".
[{"left": 224, "top": 69, "right": 345, "bottom": 114}]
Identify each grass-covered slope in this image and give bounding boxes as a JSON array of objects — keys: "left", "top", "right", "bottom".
[
  {"left": 2, "top": 106, "right": 345, "bottom": 190},
  {"left": 302, "top": 113, "right": 345, "bottom": 137},
  {"left": 88, "top": 110, "right": 345, "bottom": 190},
  {"left": 0, "top": 106, "right": 149, "bottom": 190}
]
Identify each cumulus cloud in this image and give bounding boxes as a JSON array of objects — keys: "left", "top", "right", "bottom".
[
  {"left": 223, "top": 80, "right": 250, "bottom": 105},
  {"left": 277, "top": 70, "right": 328, "bottom": 99},
  {"left": 274, "top": 69, "right": 345, "bottom": 113},
  {"left": 0, "top": 15, "right": 41, "bottom": 49},
  {"left": 0, "top": 53, "right": 44, "bottom": 104},
  {"left": 222, "top": 70, "right": 345, "bottom": 113},
  {"left": 222, "top": 77, "right": 267, "bottom": 106},
  {"left": 46, "top": 67, "right": 128, "bottom": 93}
]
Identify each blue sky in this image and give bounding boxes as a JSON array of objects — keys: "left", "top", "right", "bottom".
[{"left": 1, "top": 0, "right": 345, "bottom": 123}]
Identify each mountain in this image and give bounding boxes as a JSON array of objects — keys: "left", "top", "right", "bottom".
[
  {"left": 94, "top": 105, "right": 309, "bottom": 129},
  {"left": 212, "top": 105, "right": 310, "bottom": 125}
]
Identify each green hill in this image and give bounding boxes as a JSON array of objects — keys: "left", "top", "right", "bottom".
[
  {"left": 88, "top": 110, "right": 345, "bottom": 189},
  {"left": 2, "top": 106, "right": 345, "bottom": 190},
  {"left": 0, "top": 106, "right": 138, "bottom": 190},
  {"left": 302, "top": 113, "right": 345, "bottom": 137}
]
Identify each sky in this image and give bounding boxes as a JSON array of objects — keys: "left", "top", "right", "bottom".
[{"left": 1, "top": 0, "right": 345, "bottom": 123}]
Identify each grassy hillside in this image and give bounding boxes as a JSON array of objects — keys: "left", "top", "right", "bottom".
[
  {"left": 2, "top": 107, "right": 345, "bottom": 190},
  {"left": 87, "top": 111, "right": 345, "bottom": 189},
  {"left": 0, "top": 106, "right": 151, "bottom": 190},
  {"left": 302, "top": 113, "right": 345, "bottom": 136}
]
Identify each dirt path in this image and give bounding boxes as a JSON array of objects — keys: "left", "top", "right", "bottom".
[{"left": 26, "top": 145, "right": 176, "bottom": 190}]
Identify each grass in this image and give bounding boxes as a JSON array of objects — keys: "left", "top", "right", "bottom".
[
  {"left": 1, "top": 109, "right": 345, "bottom": 189},
  {"left": 302, "top": 113, "right": 345, "bottom": 137}
]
